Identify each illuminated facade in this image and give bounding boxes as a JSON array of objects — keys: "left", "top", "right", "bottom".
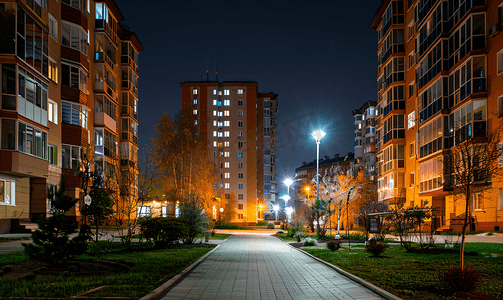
[
  {"left": 180, "top": 82, "right": 278, "bottom": 223},
  {"left": 0, "top": 0, "right": 142, "bottom": 233},
  {"left": 370, "top": 0, "right": 503, "bottom": 231}
]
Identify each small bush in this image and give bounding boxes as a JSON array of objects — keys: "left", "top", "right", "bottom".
[
  {"left": 303, "top": 237, "right": 317, "bottom": 246},
  {"left": 327, "top": 240, "right": 341, "bottom": 251},
  {"left": 140, "top": 217, "right": 188, "bottom": 248},
  {"left": 293, "top": 231, "right": 307, "bottom": 242},
  {"left": 211, "top": 230, "right": 216, "bottom": 236},
  {"left": 487, "top": 232, "right": 494, "bottom": 236},
  {"left": 438, "top": 267, "right": 480, "bottom": 292},
  {"left": 365, "top": 239, "right": 389, "bottom": 257},
  {"left": 267, "top": 223, "right": 275, "bottom": 229}
]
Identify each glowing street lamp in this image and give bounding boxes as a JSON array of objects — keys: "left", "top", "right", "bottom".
[
  {"left": 273, "top": 205, "right": 279, "bottom": 221},
  {"left": 311, "top": 129, "right": 326, "bottom": 201},
  {"left": 285, "top": 207, "right": 294, "bottom": 222},
  {"left": 305, "top": 187, "right": 310, "bottom": 201}
]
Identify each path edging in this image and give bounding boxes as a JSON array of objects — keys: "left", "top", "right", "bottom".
[
  {"left": 283, "top": 239, "right": 402, "bottom": 300},
  {"left": 139, "top": 244, "right": 220, "bottom": 300}
]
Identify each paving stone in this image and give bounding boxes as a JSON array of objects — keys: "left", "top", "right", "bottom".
[{"left": 158, "top": 234, "right": 384, "bottom": 299}]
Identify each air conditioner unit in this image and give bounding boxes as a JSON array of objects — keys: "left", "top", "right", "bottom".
[{"left": 488, "top": 24, "right": 499, "bottom": 38}]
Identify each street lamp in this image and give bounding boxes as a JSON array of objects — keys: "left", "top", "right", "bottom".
[
  {"left": 273, "top": 205, "right": 279, "bottom": 221},
  {"left": 311, "top": 129, "right": 326, "bottom": 201},
  {"left": 83, "top": 194, "right": 92, "bottom": 225},
  {"left": 285, "top": 207, "right": 294, "bottom": 222},
  {"left": 305, "top": 187, "right": 310, "bottom": 201}
]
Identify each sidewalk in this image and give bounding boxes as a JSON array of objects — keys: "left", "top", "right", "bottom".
[{"left": 158, "top": 234, "right": 385, "bottom": 300}]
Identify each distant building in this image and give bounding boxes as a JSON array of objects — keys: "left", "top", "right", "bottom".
[
  {"left": 352, "top": 101, "right": 377, "bottom": 178},
  {"left": 0, "top": 0, "right": 143, "bottom": 233},
  {"left": 180, "top": 82, "right": 278, "bottom": 223},
  {"left": 370, "top": 0, "right": 503, "bottom": 231}
]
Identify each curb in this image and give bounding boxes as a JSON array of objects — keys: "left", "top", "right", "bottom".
[
  {"left": 139, "top": 244, "right": 221, "bottom": 300},
  {"left": 283, "top": 241, "right": 402, "bottom": 300}
]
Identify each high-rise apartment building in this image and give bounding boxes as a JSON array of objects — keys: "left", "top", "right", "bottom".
[
  {"left": 0, "top": 0, "right": 143, "bottom": 233},
  {"left": 370, "top": 0, "right": 503, "bottom": 231},
  {"left": 180, "top": 82, "right": 278, "bottom": 223},
  {"left": 352, "top": 101, "right": 377, "bottom": 178}
]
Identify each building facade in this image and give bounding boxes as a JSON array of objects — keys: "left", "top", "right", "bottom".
[
  {"left": 180, "top": 82, "right": 278, "bottom": 223},
  {"left": 0, "top": 0, "right": 143, "bottom": 233},
  {"left": 352, "top": 101, "right": 377, "bottom": 178},
  {"left": 370, "top": 0, "right": 503, "bottom": 231}
]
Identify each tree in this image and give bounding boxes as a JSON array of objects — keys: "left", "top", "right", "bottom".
[
  {"left": 179, "top": 194, "right": 208, "bottom": 244},
  {"left": 223, "top": 193, "right": 237, "bottom": 223},
  {"left": 152, "top": 109, "right": 217, "bottom": 212},
  {"left": 80, "top": 169, "right": 114, "bottom": 242},
  {"left": 443, "top": 122, "right": 503, "bottom": 269},
  {"left": 23, "top": 176, "right": 88, "bottom": 264}
]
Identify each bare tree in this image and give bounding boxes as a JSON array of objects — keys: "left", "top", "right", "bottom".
[{"left": 443, "top": 122, "right": 503, "bottom": 269}]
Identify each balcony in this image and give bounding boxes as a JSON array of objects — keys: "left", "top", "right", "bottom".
[
  {"left": 95, "top": 81, "right": 117, "bottom": 101},
  {"left": 95, "top": 52, "right": 117, "bottom": 73},
  {"left": 95, "top": 112, "right": 117, "bottom": 133},
  {"left": 121, "top": 80, "right": 138, "bottom": 97},
  {"left": 121, "top": 55, "right": 138, "bottom": 75}
]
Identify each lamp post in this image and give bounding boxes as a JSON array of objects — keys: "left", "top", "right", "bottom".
[
  {"left": 273, "top": 205, "right": 279, "bottom": 221},
  {"left": 83, "top": 194, "right": 92, "bottom": 237},
  {"left": 311, "top": 130, "right": 326, "bottom": 201}
]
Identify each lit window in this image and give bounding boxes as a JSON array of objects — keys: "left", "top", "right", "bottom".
[
  {"left": 213, "top": 89, "right": 217, "bottom": 95},
  {"left": 408, "top": 111, "right": 415, "bottom": 129},
  {"left": 225, "top": 162, "right": 230, "bottom": 168},
  {"left": 238, "top": 152, "right": 243, "bottom": 158},
  {"left": 238, "top": 204, "right": 243, "bottom": 209},
  {"left": 48, "top": 100, "right": 58, "bottom": 124},
  {"left": 213, "top": 141, "right": 217, "bottom": 147},
  {"left": 193, "top": 109, "right": 197, "bottom": 115},
  {"left": 193, "top": 89, "right": 198, "bottom": 95},
  {"left": 238, "top": 214, "right": 244, "bottom": 219},
  {"left": 49, "top": 59, "right": 58, "bottom": 83},
  {"left": 218, "top": 122, "right": 223, "bottom": 127},
  {"left": 224, "top": 110, "right": 230, "bottom": 116},
  {"left": 237, "top": 89, "right": 244, "bottom": 94},
  {"left": 238, "top": 183, "right": 244, "bottom": 189},
  {"left": 0, "top": 179, "right": 16, "bottom": 205},
  {"left": 213, "top": 131, "right": 217, "bottom": 137},
  {"left": 238, "top": 110, "right": 243, "bottom": 116},
  {"left": 224, "top": 89, "right": 230, "bottom": 95},
  {"left": 224, "top": 152, "right": 229, "bottom": 157},
  {"left": 137, "top": 206, "right": 151, "bottom": 217},
  {"left": 213, "top": 110, "right": 217, "bottom": 116},
  {"left": 194, "top": 120, "right": 197, "bottom": 125},
  {"left": 218, "top": 111, "right": 223, "bottom": 117},
  {"left": 225, "top": 173, "right": 230, "bottom": 178},
  {"left": 225, "top": 183, "right": 230, "bottom": 189},
  {"left": 213, "top": 100, "right": 217, "bottom": 106},
  {"left": 224, "top": 141, "right": 229, "bottom": 147},
  {"left": 224, "top": 100, "right": 230, "bottom": 106},
  {"left": 193, "top": 99, "right": 197, "bottom": 105},
  {"left": 218, "top": 132, "right": 223, "bottom": 137},
  {"left": 224, "top": 131, "right": 230, "bottom": 137},
  {"left": 224, "top": 121, "right": 230, "bottom": 126}
]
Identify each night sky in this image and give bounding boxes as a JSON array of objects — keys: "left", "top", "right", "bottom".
[{"left": 118, "top": 0, "right": 380, "bottom": 188}]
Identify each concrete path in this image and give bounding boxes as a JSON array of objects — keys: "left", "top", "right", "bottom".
[{"left": 158, "top": 234, "right": 384, "bottom": 300}]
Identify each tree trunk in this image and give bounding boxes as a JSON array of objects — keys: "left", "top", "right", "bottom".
[{"left": 460, "top": 187, "right": 470, "bottom": 270}]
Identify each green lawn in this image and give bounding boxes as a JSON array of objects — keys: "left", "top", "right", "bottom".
[
  {"left": 0, "top": 247, "right": 212, "bottom": 298},
  {"left": 304, "top": 244, "right": 503, "bottom": 299},
  {"left": 209, "top": 233, "right": 231, "bottom": 240}
]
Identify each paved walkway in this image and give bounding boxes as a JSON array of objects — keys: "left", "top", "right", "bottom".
[{"left": 159, "top": 234, "right": 384, "bottom": 300}]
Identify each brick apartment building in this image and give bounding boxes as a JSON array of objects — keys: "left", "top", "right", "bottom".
[
  {"left": 0, "top": 0, "right": 143, "bottom": 233},
  {"left": 180, "top": 81, "right": 278, "bottom": 223},
  {"left": 370, "top": 0, "right": 503, "bottom": 231}
]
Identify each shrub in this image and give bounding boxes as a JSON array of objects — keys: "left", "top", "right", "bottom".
[
  {"left": 179, "top": 195, "right": 208, "bottom": 244},
  {"left": 139, "top": 217, "right": 188, "bottom": 248},
  {"left": 293, "top": 231, "right": 307, "bottom": 242},
  {"left": 365, "top": 238, "right": 389, "bottom": 257},
  {"left": 327, "top": 240, "right": 341, "bottom": 251},
  {"left": 303, "top": 237, "right": 317, "bottom": 246},
  {"left": 267, "top": 223, "right": 275, "bottom": 229},
  {"left": 487, "top": 232, "right": 494, "bottom": 236},
  {"left": 438, "top": 267, "right": 480, "bottom": 292}
]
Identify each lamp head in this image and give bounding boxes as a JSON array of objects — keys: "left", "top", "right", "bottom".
[
  {"left": 311, "top": 129, "right": 326, "bottom": 141},
  {"left": 282, "top": 195, "right": 291, "bottom": 202},
  {"left": 283, "top": 178, "right": 294, "bottom": 188}
]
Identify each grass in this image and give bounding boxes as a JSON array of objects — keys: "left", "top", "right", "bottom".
[
  {"left": 214, "top": 223, "right": 256, "bottom": 230},
  {"left": 249, "top": 222, "right": 269, "bottom": 226},
  {"left": 209, "top": 233, "right": 231, "bottom": 240},
  {"left": 0, "top": 246, "right": 212, "bottom": 298},
  {"left": 304, "top": 243, "right": 503, "bottom": 299}
]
